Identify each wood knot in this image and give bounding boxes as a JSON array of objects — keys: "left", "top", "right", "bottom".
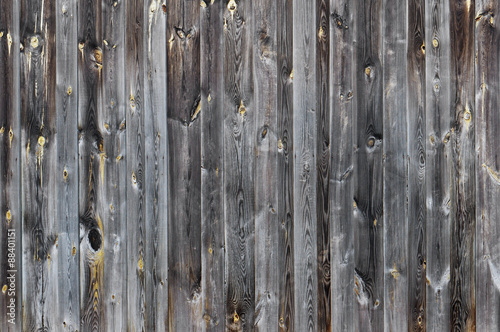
[
  {"left": 88, "top": 228, "right": 102, "bottom": 251},
  {"left": 227, "top": 0, "right": 237, "bottom": 14},
  {"left": 30, "top": 36, "right": 39, "bottom": 49}
]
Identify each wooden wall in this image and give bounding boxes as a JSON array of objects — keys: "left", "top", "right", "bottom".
[{"left": 0, "top": 0, "right": 497, "bottom": 331}]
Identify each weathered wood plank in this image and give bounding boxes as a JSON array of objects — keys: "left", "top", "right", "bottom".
[
  {"left": 292, "top": 0, "right": 318, "bottom": 330},
  {"left": 0, "top": 0, "right": 21, "bottom": 329},
  {"left": 382, "top": 0, "right": 408, "bottom": 330},
  {"left": 424, "top": 0, "right": 452, "bottom": 329},
  {"left": 223, "top": 0, "right": 256, "bottom": 330},
  {"left": 200, "top": 0, "right": 225, "bottom": 330},
  {"left": 330, "top": 0, "right": 355, "bottom": 331},
  {"left": 77, "top": 0, "right": 105, "bottom": 329},
  {"left": 316, "top": 0, "right": 331, "bottom": 330},
  {"left": 277, "top": 0, "right": 294, "bottom": 330},
  {"left": 253, "top": 0, "right": 278, "bottom": 329},
  {"left": 167, "top": 0, "right": 203, "bottom": 329},
  {"left": 100, "top": 0, "right": 128, "bottom": 330},
  {"left": 56, "top": 0, "right": 80, "bottom": 329},
  {"left": 476, "top": 0, "right": 500, "bottom": 330},
  {"left": 407, "top": 0, "right": 426, "bottom": 329},
  {"left": 449, "top": 0, "right": 476, "bottom": 330},
  {"left": 352, "top": 0, "right": 384, "bottom": 329},
  {"left": 20, "top": 0, "right": 59, "bottom": 329},
  {"left": 143, "top": 0, "right": 168, "bottom": 330}
]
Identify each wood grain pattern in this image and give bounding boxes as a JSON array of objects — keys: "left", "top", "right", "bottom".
[
  {"left": 0, "top": 0, "right": 21, "bottom": 330},
  {"left": 476, "top": 0, "right": 500, "bottom": 330}
]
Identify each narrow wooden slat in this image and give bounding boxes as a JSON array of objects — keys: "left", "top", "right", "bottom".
[
  {"left": 101, "top": 0, "right": 127, "bottom": 329},
  {"left": 476, "top": 0, "right": 500, "bottom": 330},
  {"left": 352, "top": 0, "right": 384, "bottom": 329},
  {"left": 277, "top": 0, "right": 294, "bottom": 330},
  {"left": 143, "top": 0, "right": 168, "bottom": 330},
  {"left": 56, "top": 0, "right": 80, "bottom": 329},
  {"left": 20, "top": 0, "right": 59, "bottom": 329},
  {"left": 77, "top": 0, "right": 105, "bottom": 329},
  {"left": 292, "top": 0, "right": 317, "bottom": 330},
  {"left": 330, "top": 0, "right": 355, "bottom": 330},
  {"left": 167, "top": 0, "right": 203, "bottom": 329},
  {"left": 424, "top": 0, "right": 452, "bottom": 329},
  {"left": 0, "top": 0, "right": 21, "bottom": 329},
  {"left": 223, "top": 0, "right": 256, "bottom": 329},
  {"left": 316, "top": 0, "right": 331, "bottom": 329},
  {"left": 382, "top": 0, "right": 408, "bottom": 330},
  {"left": 200, "top": 0, "right": 225, "bottom": 330},
  {"left": 253, "top": 0, "right": 278, "bottom": 329},
  {"left": 449, "top": 0, "right": 476, "bottom": 330}
]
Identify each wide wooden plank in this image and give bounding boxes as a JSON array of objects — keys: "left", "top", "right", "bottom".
[
  {"left": 330, "top": 0, "right": 355, "bottom": 331},
  {"left": 277, "top": 0, "right": 294, "bottom": 330},
  {"left": 449, "top": 0, "right": 476, "bottom": 330},
  {"left": 20, "top": 0, "right": 59, "bottom": 329},
  {"left": 223, "top": 0, "right": 256, "bottom": 329},
  {"left": 476, "top": 0, "right": 500, "bottom": 330},
  {"left": 200, "top": 0, "right": 225, "bottom": 330},
  {"left": 143, "top": 0, "right": 168, "bottom": 330},
  {"left": 382, "top": 0, "right": 408, "bottom": 330},
  {"left": 56, "top": 0, "right": 80, "bottom": 329},
  {"left": 100, "top": 0, "right": 127, "bottom": 330},
  {"left": 77, "top": 0, "right": 105, "bottom": 329},
  {"left": 424, "top": 0, "right": 452, "bottom": 329},
  {"left": 0, "top": 0, "right": 21, "bottom": 329},
  {"left": 167, "top": 0, "right": 203, "bottom": 329},
  {"left": 292, "top": 0, "right": 318, "bottom": 330},
  {"left": 407, "top": 0, "right": 426, "bottom": 329},
  {"left": 352, "top": 0, "right": 384, "bottom": 329}
]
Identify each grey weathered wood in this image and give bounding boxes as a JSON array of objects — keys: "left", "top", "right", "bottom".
[
  {"left": 56, "top": 0, "right": 80, "bottom": 329},
  {"left": 200, "top": 0, "right": 225, "bottom": 330},
  {"left": 476, "top": 0, "right": 499, "bottom": 330},
  {"left": 0, "top": 0, "right": 21, "bottom": 329},
  {"left": 253, "top": 0, "right": 278, "bottom": 329},
  {"left": 223, "top": 0, "right": 256, "bottom": 329},
  {"left": 449, "top": 0, "right": 476, "bottom": 330},
  {"left": 277, "top": 0, "right": 294, "bottom": 330},
  {"left": 292, "top": 0, "right": 318, "bottom": 330},
  {"left": 352, "top": 0, "right": 384, "bottom": 329},
  {"left": 20, "top": 0, "right": 59, "bottom": 329},
  {"left": 167, "top": 0, "right": 203, "bottom": 330},
  {"left": 424, "top": 0, "right": 452, "bottom": 329},
  {"left": 330, "top": 0, "right": 355, "bottom": 331},
  {"left": 407, "top": 0, "right": 426, "bottom": 329},
  {"left": 143, "top": 0, "right": 168, "bottom": 330},
  {"left": 101, "top": 0, "right": 127, "bottom": 330},
  {"left": 382, "top": 0, "right": 408, "bottom": 330}
]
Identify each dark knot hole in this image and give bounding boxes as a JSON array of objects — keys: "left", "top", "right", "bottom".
[{"left": 88, "top": 228, "right": 102, "bottom": 251}]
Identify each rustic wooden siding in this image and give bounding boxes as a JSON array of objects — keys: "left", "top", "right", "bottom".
[{"left": 1, "top": 0, "right": 498, "bottom": 331}]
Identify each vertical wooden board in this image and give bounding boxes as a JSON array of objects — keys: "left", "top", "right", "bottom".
[
  {"left": 77, "top": 0, "right": 105, "bottom": 329},
  {"left": 126, "top": 0, "right": 147, "bottom": 329},
  {"left": 20, "top": 0, "right": 59, "bottom": 329},
  {"left": 292, "top": 0, "right": 318, "bottom": 331},
  {"left": 352, "top": 0, "right": 384, "bottom": 329},
  {"left": 407, "top": 0, "right": 426, "bottom": 329},
  {"left": 223, "top": 0, "right": 256, "bottom": 330},
  {"left": 449, "top": 0, "right": 476, "bottom": 330},
  {"left": 316, "top": 0, "right": 331, "bottom": 330},
  {"left": 330, "top": 0, "right": 355, "bottom": 331},
  {"left": 167, "top": 0, "right": 202, "bottom": 330},
  {"left": 382, "top": 0, "right": 408, "bottom": 330},
  {"left": 143, "top": 0, "right": 168, "bottom": 330},
  {"left": 424, "top": 0, "right": 452, "bottom": 329},
  {"left": 276, "top": 0, "right": 294, "bottom": 330},
  {"left": 476, "top": 0, "right": 500, "bottom": 330},
  {"left": 101, "top": 0, "right": 127, "bottom": 330},
  {"left": 0, "top": 0, "right": 21, "bottom": 329},
  {"left": 200, "top": 0, "right": 225, "bottom": 330},
  {"left": 253, "top": 0, "right": 278, "bottom": 330},
  {"left": 56, "top": 0, "right": 80, "bottom": 329}
]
